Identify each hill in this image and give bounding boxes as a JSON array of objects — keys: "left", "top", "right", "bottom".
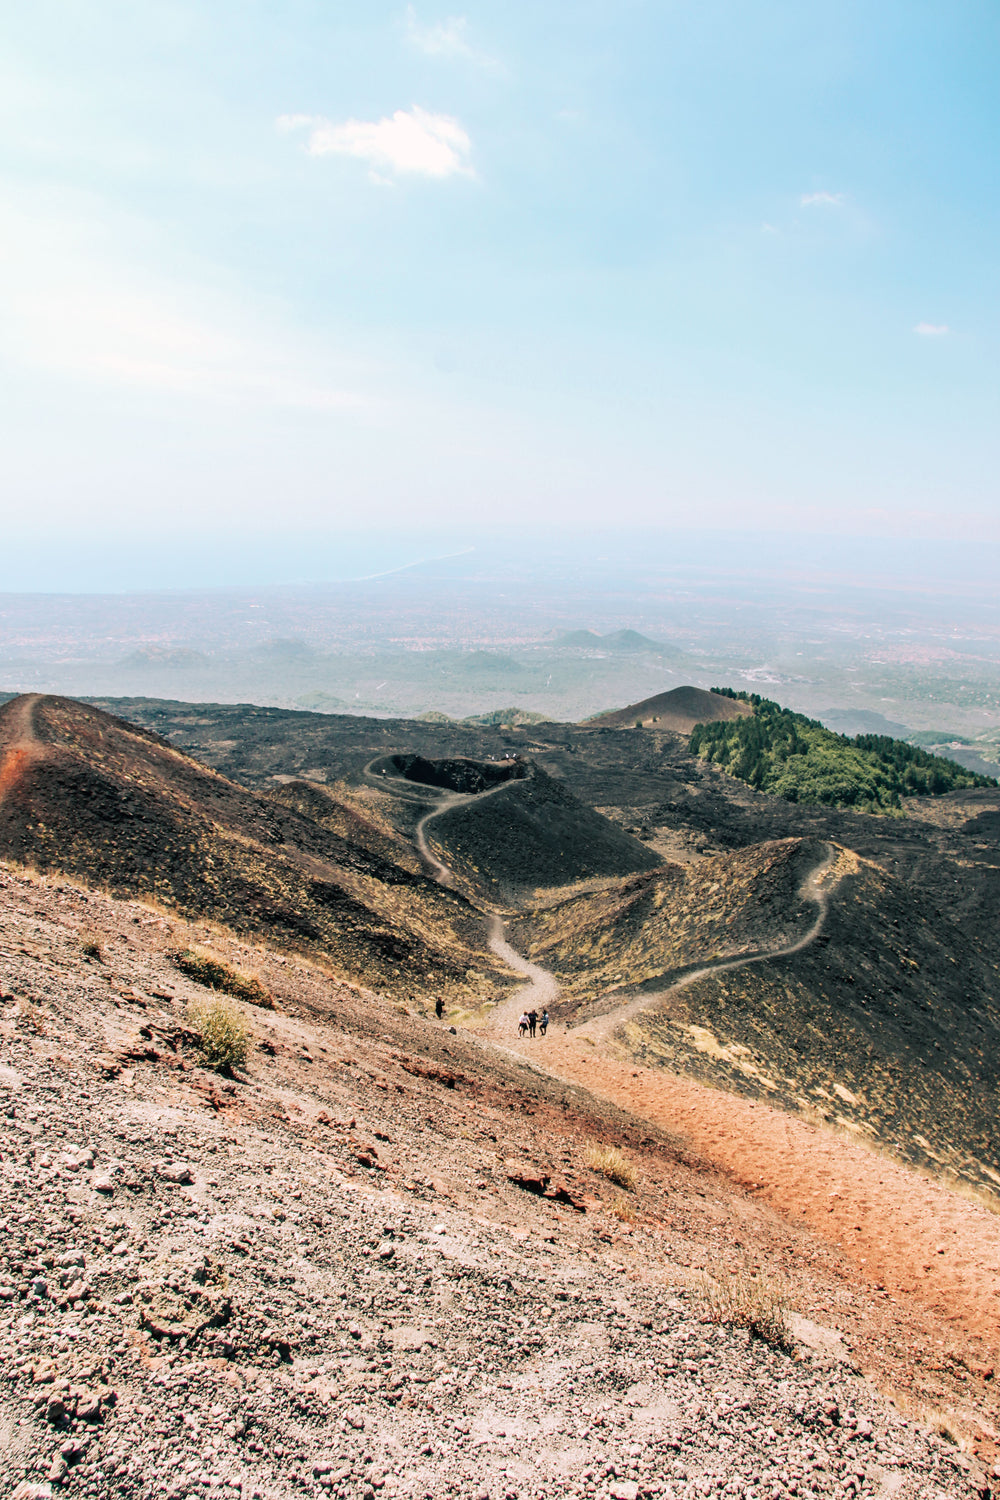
[
  {"left": 6, "top": 688, "right": 1000, "bottom": 1430},
  {"left": 1, "top": 862, "right": 995, "bottom": 1495},
  {"left": 587, "top": 684, "right": 752, "bottom": 732},
  {"left": 0, "top": 695, "right": 511, "bottom": 1007},
  {"left": 92, "top": 694, "right": 1000, "bottom": 1189},
  {"left": 556, "top": 628, "right": 678, "bottom": 654},
  {"left": 691, "top": 691, "right": 995, "bottom": 811},
  {"left": 509, "top": 834, "right": 1000, "bottom": 1194},
  {"left": 375, "top": 754, "right": 662, "bottom": 902}
]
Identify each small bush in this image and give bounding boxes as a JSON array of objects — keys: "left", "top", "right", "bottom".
[
  {"left": 15, "top": 999, "right": 47, "bottom": 1036},
  {"left": 79, "top": 932, "right": 103, "bottom": 960},
  {"left": 609, "top": 1193, "right": 637, "bottom": 1223},
  {"left": 170, "top": 948, "right": 273, "bottom": 1008},
  {"left": 694, "top": 1264, "right": 789, "bottom": 1348},
  {"left": 585, "top": 1144, "right": 637, "bottom": 1191},
  {"left": 187, "top": 997, "right": 252, "bottom": 1073}
]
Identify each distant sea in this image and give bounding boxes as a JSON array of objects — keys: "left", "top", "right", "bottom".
[{"left": 0, "top": 531, "right": 473, "bottom": 594}]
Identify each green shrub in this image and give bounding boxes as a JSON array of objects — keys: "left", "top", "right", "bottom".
[
  {"left": 170, "top": 948, "right": 273, "bottom": 1008},
  {"left": 187, "top": 997, "right": 251, "bottom": 1073}
]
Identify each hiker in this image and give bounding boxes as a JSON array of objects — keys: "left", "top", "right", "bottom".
[
  {"left": 435, "top": 998, "right": 444, "bottom": 1020},
  {"left": 539, "top": 1008, "right": 549, "bottom": 1036},
  {"left": 528, "top": 1009, "right": 538, "bottom": 1038},
  {"left": 518, "top": 1012, "right": 530, "bottom": 1038}
]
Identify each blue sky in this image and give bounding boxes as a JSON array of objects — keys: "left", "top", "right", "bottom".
[{"left": 2, "top": 1, "right": 998, "bottom": 583}]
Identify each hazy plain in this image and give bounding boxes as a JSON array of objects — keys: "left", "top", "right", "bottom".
[{"left": 2, "top": 531, "right": 999, "bottom": 771}]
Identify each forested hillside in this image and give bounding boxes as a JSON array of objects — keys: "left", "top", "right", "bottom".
[{"left": 690, "top": 690, "right": 996, "bottom": 811}]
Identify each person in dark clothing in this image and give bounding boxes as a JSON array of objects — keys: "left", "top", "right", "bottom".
[
  {"left": 528, "top": 1009, "right": 537, "bottom": 1037},
  {"left": 435, "top": 998, "right": 444, "bottom": 1020}
]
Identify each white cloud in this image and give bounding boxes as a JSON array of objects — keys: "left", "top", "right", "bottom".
[
  {"left": 800, "top": 191, "right": 844, "bottom": 207},
  {"left": 404, "top": 6, "right": 498, "bottom": 68},
  {"left": 279, "top": 106, "right": 473, "bottom": 180},
  {"left": 914, "top": 322, "right": 949, "bottom": 336}
]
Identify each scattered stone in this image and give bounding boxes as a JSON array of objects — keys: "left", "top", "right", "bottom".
[{"left": 159, "top": 1161, "right": 195, "bottom": 1184}]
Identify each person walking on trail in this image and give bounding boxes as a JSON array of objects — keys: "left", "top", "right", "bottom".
[
  {"left": 528, "top": 1009, "right": 538, "bottom": 1038},
  {"left": 435, "top": 998, "right": 444, "bottom": 1020},
  {"left": 518, "top": 1012, "right": 530, "bottom": 1038},
  {"left": 539, "top": 1009, "right": 549, "bottom": 1036}
]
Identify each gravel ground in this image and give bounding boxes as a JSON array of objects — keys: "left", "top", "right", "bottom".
[{"left": 0, "top": 867, "right": 992, "bottom": 1500}]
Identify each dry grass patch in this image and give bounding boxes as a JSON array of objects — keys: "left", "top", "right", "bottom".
[
  {"left": 694, "top": 1263, "right": 790, "bottom": 1348},
  {"left": 609, "top": 1193, "right": 638, "bottom": 1223},
  {"left": 78, "top": 930, "right": 103, "bottom": 960},
  {"left": 187, "top": 997, "right": 252, "bottom": 1073},
  {"left": 585, "top": 1144, "right": 637, "bottom": 1191},
  {"left": 170, "top": 948, "right": 273, "bottom": 1008}
]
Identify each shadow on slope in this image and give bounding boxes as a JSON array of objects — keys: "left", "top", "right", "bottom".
[
  {"left": 411, "top": 760, "right": 662, "bottom": 902},
  {"left": 0, "top": 696, "right": 511, "bottom": 1006}
]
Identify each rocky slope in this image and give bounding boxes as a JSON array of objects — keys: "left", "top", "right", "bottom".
[
  {"left": 0, "top": 696, "right": 511, "bottom": 1010},
  {"left": 1, "top": 864, "right": 996, "bottom": 1500},
  {"left": 13, "top": 693, "right": 1000, "bottom": 1226}
]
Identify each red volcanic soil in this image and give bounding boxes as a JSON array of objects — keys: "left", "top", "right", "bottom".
[{"left": 501, "top": 1024, "right": 1000, "bottom": 1417}]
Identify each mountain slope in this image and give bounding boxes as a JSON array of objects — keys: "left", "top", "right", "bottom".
[
  {"left": 0, "top": 695, "right": 509, "bottom": 1004},
  {"left": 511, "top": 836, "right": 1000, "bottom": 1194},
  {"left": 588, "top": 685, "right": 753, "bottom": 732},
  {"left": 404, "top": 759, "right": 663, "bottom": 901}
]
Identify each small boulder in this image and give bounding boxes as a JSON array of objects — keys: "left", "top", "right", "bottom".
[
  {"left": 505, "top": 1161, "right": 549, "bottom": 1195},
  {"left": 158, "top": 1162, "right": 194, "bottom": 1185},
  {"left": 45, "top": 1395, "right": 68, "bottom": 1425}
]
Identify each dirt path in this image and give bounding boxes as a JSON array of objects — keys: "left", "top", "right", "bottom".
[
  {"left": 484, "top": 841, "right": 837, "bottom": 1045},
  {"left": 512, "top": 1032, "right": 1000, "bottom": 1358},
  {"left": 426, "top": 819, "right": 1000, "bottom": 1361},
  {"left": 362, "top": 759, "right": 519, "bottom": 889},
  {"left": 578, "top": 841, "right": 839, "bottom": 1041},
  {"left": 413, "top": 794, "right": 466, "bottom": 886},
  {"left": 0, "top": 693, "right": 43, "bottom": 807},
  {"left": 486, "top": 914, "right": 559, "bottom": 1025}
]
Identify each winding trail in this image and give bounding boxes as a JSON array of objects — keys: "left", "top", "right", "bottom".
[
  {"left": 485, "top": 841, "right": 838, "bottom": 1043},
  {"left": 413, "top": 795, "right": 466, "bottom": 887},
  {"left": 362, "top": 757, "right": 522, "bottom": 890},
  {"left": 486, "top": 914, "right": 559, "bottom": 1015},
  {"left": 388, "top": 788, "right": 1000, "bottom": 1356},
  {"left": 0, "top": 693, "right": 44, "bottom": 808},
  {"left": 576, "top": 841, "right": 838, "bottom": 1042}
]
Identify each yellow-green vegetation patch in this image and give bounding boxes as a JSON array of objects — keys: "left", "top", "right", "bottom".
[
  {"left": 187, "top": 996, "right": 252, "bottom": 1073},
  {"left": 585, "top": 1143, "right": 637, "bottom": 1190},
  {"left": 78, "top": 931, "right": 103, "bottom": 960},
  {"left": 694, "top": 1264, "right": 789, "bottom": 1347},
  {"left": 170, "top": 947, "right": 273, "bottom": 1008},
  {"left": 609, "top": 1193, "right": 638, "bottom": 1223}
]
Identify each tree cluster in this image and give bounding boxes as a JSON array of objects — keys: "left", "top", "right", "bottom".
[{"left": 690, "top": 693, "right": 996, "bottom": 812}]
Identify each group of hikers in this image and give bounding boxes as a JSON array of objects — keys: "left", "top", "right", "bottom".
[{"left": 433, "top": 996, "right": 550, "bottom": 1037}]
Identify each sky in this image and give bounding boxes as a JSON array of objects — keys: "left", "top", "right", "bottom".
[{"left": 1, "top": 1, "right": 999, "bottom": 588}]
